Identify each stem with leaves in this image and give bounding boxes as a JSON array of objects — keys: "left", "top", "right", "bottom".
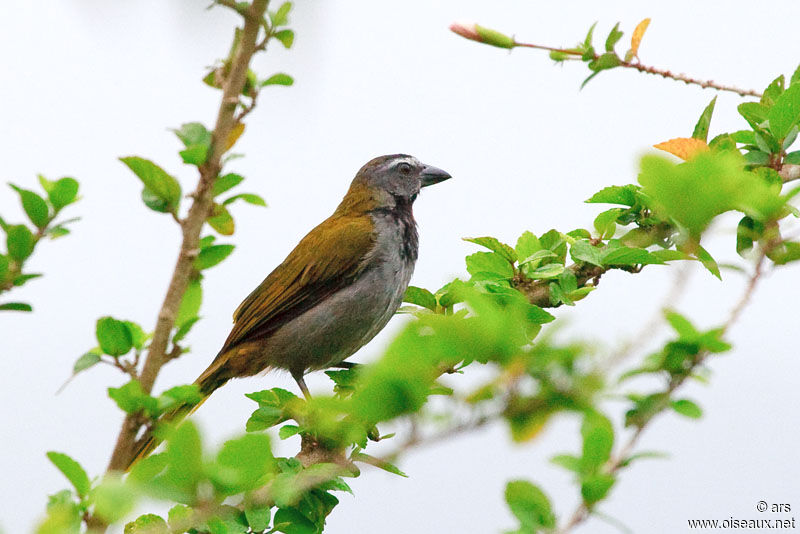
[
  {"left": 105, "top": 0, "right": 271, "bottom": 475},
  {"left": 557, "top": 252, "right": 767, "bottom": 533}
]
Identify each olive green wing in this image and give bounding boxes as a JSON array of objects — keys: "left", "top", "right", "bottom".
[{"left": 218, "top": 214, "right": 377, "bottom": 353}]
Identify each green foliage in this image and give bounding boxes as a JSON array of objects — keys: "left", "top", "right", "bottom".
[
  {"left": 120, "top": 157, "right": 182, "bottom": 215},
  {"left": 33, "top": 14, "right": 800, "bottom": 534},
  {"left": 1, "top": 175, "right": 80, "bottom": 312},
  {"left": 46, "top": 452, "right": 91, "bottom": 498},
  {"left": 505, "top": 480, "right": 556, "bottom": 531},
  {"left": 96, "top": 316, "right": 134, "bottom": 357}
]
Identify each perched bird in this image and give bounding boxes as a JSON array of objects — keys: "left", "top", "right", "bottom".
[{"left": 130, "top": 154, "right": 450, "bottom": 467}]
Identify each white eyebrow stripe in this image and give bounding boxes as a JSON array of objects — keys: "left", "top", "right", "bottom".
[{"left": 388, "top": 156, "right": 419, "bottom": 169}]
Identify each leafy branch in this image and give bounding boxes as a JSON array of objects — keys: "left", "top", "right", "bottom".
[
  {"left": 450, "top": 19, "right": 762, "bottom": 97},
  {"left": 557, "top": 251, "right": 768, "bottom": 533},
  {"left": 1, "top": 176, "right": 80, "bottom": 311},
  {"left": 105, "top": 0, "right": 272, "bottom": 477}
]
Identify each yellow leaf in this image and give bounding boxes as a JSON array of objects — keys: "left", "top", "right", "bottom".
[
  {"left": 628, "top": 18, "right": 651, "bottom": 61},
  {"left": 225, "top": 122, "right": 245, "bottom": 152},
  {"left": 653, "top": 137, "right": 710, "bottom": 160}
]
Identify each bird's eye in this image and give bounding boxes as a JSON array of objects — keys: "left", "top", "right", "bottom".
[{"left": 396, "top": 162, "right": 412, "bottom": 175}]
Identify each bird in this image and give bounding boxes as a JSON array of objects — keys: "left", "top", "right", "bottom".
[{"left": 129, "top": 154, "right": 450, "bottom": 468}]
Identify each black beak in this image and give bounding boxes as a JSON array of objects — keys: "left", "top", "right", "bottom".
[{"left": 420, "top": 164, "right": 452, "bottom": 187}]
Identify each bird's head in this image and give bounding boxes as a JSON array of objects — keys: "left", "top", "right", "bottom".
[{"left": 336, "top": 154, "right": 451, "bottom": 214}]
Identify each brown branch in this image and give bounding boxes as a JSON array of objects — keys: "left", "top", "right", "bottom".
[
  {"left": 779, "top": 164, "right": 800, "bottom": 183},
  {"left": 513, "top": 41, "right": 762, "bottom": 98},
  {"left": 514, "top": 261, "right": 606, "bottom": 308},
  {"left": 557, "top": 252, "right": 767, "bottom": 533},
  {"left": 104, "top": 0, "right": 270, "bottom": 475}
]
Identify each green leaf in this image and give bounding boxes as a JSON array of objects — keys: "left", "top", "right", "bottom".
[
  {"left": 273, "top": 29, "right": 294, "bottom": 48},
  {"left": 602, "top": 247, "right": 664, "bottom": 266},
  {"left": 550, "top": 454, "right": 582, "bottom": 473},
  {"left": 12, "top": 272, "right": 42, "bottom": 286},
  {"left": 404, "top": 286, "right": 437, "bottom": 311},
  {"left": 649, "top": 249, "right": 690, "bottom": 262},
  {"left": 692, "top": 96, "right": 717, "bottom": 142},
  {"left": 0, "top": 301, "right": 33, "bottom": 311},
  {"left": 761, "top": 75, "right": 785, "bottom": 108},
  {"left": 584, "top": 21, "right": 597, "bottom": 49},
  {"left": 586, "top": 184, "right": 638, "bottom": 206},
  {"left": 664, "top": 310, "right": 699, "bottom": 338},
  {"left": 213, "top": 433, "right": 275, "bottom": 493},
  {"left": 463, "top": 236, "right": 517, "bottom": 262},
  {"left": 96, "top": 316, "right": 133, "bottom": 356},
  {"left": 48, "top": 178, "right": 80, "bottom": 211},
  {"left": 246, "top": 406, "right": 284, "bottom": 432},
  {"left": 179, "top": 145, "right": 208, "bottom": 166},
  {"left": 244, "top": 504, "right": 271, "bottom": 532},
  {"left": 6, "top": 224, "right": 35, "bottom": 261},
  {"left": 736, "top": 216, "right": 762, "bottom": 255},
  {"left": 519, "top": 249, "right": 557, "bottom": 268},
  {"left": 769, "top": 82, "right": 800, "bottom": 141},
  {"left": 0, "top": 253, "right": 7, "bottom": 279},
  {"left": 351, "top": 452, "right": 408, "bottom": 477},
  {"left": 639, "top": 152, "right": 783, "bottom": 238},
  {"left": 92, "top": 476, "right": 137, "bottom": 523},
  {"left": 172, "top": 316, "right": 200, "bottom": 344},
  {"left": 73, "top": 350, "right": 101, "bottom": 373},
  {"left": 744, "top": 150, "right": 770, "bottom": 166},
  {"left": 261, "top": 73, "right": 294, "bottom": 87},
  {"left": 271, "top": 1, "right": 292, "bottom": 26},
  {"left": 671, "top": 398, "right": 703, "bottom": 419},
  {"left": 212, "top": 173, "right": 245, "bottom": 196},
  {"left": 604, "top": 22, "right": 623, "bottom": 52},
  {"left": 581, "top": 473, "right": 615, "bottom": 505},
  {"left": 46, "top": 451, "right": 91, "bottom": 498},
  {"left": 768, "top": 241, "right": 800, "bottom": 265},
  {"left": 279, "top": 424, "right": 301, "bottom": 440},
  {"left": 588, "top": 52, "right": 621, "bottom": 72},
  {"left": 176, "top": 280, "right": 202, "bottom": 328},
  {"left": 124, "top": 514, "right": 168, "bottom": 534},
  {"left": 529, "top": 263, "right": 564, "bottom": 279},
  {"left": 691, "top": 244, "right": 721, "bottom": 279},
  {"left": 738, "top": 102, "right": 769, "bottom": 129},
  {"left": 272, "top": 508, "right": 315, "bottom": 534},
  {"left": 515, "top": 231, "right": 542, "bottom": 260},
  {"left": 108, "top": 380, "right": 158, "bottom": 416},
  {"left": 581, "top": 411, "right": 614, "bottom": 471},
  {"left": 208, "top": 204, "right": 235, "bottom": 235},
  {"left": 166, "top": 421, "right": 203, "bottom": 497},
  {"left": 123, "top": 321, "right": 147, "bottom": 350},
  {"left": 173, "top": 122, "right": 212, "bottom": 148},
  {"left": 167, "top": 505, "right": 194, "bottom": 532},
  {"left": 141, "top": 188, "right": 170, "bottom": 213},
  {"left": 120, "top": 157, "right": 182, "bottom": 213},
  {"left": 593, "top": 208, "right": 623, "bottom": 238},
  {"left": 570, "top": 240, "right": 604, "bottom": 266},
  {"left": 195, "top": 244, "right": 235, "bottom": 270},
  {"left": 11, "top": 185, "right": 50, "bottom": 227},
  {"left": 222, "top": 193, "right": 267, "bottom": 207},
  {"left": 465, "top": 251, "right": 514, "bottom": 278},
  {"left": 505, "top": 480, "right": 556, "bottom": 529}
]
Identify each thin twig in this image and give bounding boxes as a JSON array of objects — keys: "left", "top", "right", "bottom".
[{"left": 514, "top": 41, "right": 762, "bottom": 98}]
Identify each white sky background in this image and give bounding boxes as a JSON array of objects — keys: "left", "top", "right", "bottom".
[{"left": 2, "top": 1, "right": 800, "bottom": 532}]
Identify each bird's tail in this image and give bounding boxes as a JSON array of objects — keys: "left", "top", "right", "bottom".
[{"left": 126, "top": 362, "right": 229, "bottom": 472}]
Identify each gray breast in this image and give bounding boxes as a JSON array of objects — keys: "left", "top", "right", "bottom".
[{"left": 255, "top": 207, "right": 418, "bottom": 375}]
